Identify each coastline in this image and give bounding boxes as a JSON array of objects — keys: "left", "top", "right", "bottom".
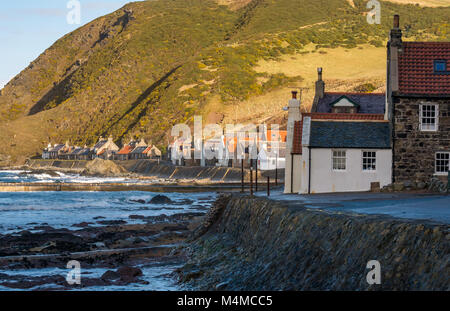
[{"left": 176, "top": 194, "right": 450, "bottom": 291}]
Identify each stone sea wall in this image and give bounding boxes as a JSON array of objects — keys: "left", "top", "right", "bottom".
[
  {"left": 24, "top": 159, "right": 280, "bottom": 183},
  {"left": 178, "top": 195, "right": 449, "bottom": 290}
]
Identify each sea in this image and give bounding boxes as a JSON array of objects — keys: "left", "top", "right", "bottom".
[{"left": 0, "top": 170, "right": 216, "bottom": 291}]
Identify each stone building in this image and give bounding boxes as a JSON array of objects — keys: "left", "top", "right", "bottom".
[{"left": 387, "top": 15, "right": 450, "bottom": 183}]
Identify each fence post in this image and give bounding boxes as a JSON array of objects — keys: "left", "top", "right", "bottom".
[
  {"left": 255, "top": 159, "right": 258, "bottom": 192},
  {"left": 250, "top": 166, "right": 253, "bottom": 196},
  {"left": 241, "top": 159, "right": 244, "bottom": 193},
  {"left": 447, "top": 170, "right": 450, "bottom": 193}
]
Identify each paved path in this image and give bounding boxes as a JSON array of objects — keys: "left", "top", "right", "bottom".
[{"left": 256, "top": 190, "right": 450, "bottom": 224}]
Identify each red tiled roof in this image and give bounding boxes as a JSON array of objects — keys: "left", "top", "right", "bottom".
[
  {"left": 398, "top": 42, "right": 450, "bottom": 96},
  {"left": 143, "top": 146, "right": 153, "bottom": 154},
  {"left": 291, "top": 113, "right": 387, "bottom": 155},
  {"left": 303, "top": 113, "right": 385, "bottom": 121},
  {"left": 325, "top": 92, "right": 385, "bottom": 96},
  {"left": 117, "top": 145, "right": 134, "bottom": 155}
]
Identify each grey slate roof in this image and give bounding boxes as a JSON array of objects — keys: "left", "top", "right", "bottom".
[
  {"left": 94, "top": 140, "right": 107, "bottom": 149},
  {"left": 316, "top": 93, "right": 385, "bottom": 114},
  {"left": 131, "top": 146, "right": 147, "bottom": 154},
  {"left": 309, "top": 121, "right": 391, "bottom": 149}
]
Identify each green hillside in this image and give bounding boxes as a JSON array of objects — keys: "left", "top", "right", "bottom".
[{"left": 0, "top": 0, "right": 449, "bottom": 164}]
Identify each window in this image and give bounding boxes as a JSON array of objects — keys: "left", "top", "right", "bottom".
[
  {"left": 332, "top": 150, "right": 346, "bottom": 171},
  {"left": 434, "top": 60, "right": 447, "bottom": 73},
  {"left": 435, "top": 152, "right": 449, "bottom": 174},
  {"left": 420, "top": 104, "right": 438, "bottom": 131},
  {"left": 362, "top": 151, "right": 377, "bottom": 171}
]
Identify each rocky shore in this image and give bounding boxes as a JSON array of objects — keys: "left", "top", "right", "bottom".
[
  {"left": 176, "top": 195, "right": 449, "bottom": 291},
  {"left": 0, "top": 195, "right": 209, "bottom": 290}
]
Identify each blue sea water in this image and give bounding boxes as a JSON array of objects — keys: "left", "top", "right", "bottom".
[
  {"left": 0, "top": 170, "right": 160, "bottom": 184},
  {"left": 0, "top": 170, "right": 215, "bottom": 291}
]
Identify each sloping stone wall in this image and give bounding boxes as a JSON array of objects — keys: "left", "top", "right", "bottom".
[{"left": 178, "top": 195, "right": 449, "bottom": 290}]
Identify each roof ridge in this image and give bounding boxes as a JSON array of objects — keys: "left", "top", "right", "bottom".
[{"left": 325, "top": 92, "right": 385, "bottom": 95}]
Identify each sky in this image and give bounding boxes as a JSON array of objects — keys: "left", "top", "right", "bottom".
[{"left": 0, "top": 0, "right": 136, "bottom": 89}]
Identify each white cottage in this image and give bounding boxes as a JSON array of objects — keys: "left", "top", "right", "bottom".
[{"left": 298, "top": 117, "right": 392, "bottom": 194}]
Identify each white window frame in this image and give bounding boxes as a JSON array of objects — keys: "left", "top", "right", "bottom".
[
  {"left": 419, "top": 103, "right": 439, "bottom": 132},
  {"left": 435, "top": 152, "right": 450, "bottom": 175},
  {"left": 362, "top": 150, "right": 377, "bottom": 172},
  {"left": 332, "top": 150, "right": 347, "bottom": 171}
]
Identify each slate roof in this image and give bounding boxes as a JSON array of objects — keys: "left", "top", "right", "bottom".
[
  {"left": 315, "top": 93, "right": 385, "bottom": 114},
  {"left": 94, "top": 140, "right": 107, "bottom": 150},
  {"left": 50, "top": 144, "right": 65, "bottom": 152},
  {"left": 291, "top": 113, "right": 386, "bottom": 154},
  {"left": 398, "top": 42, "right": 450, "bottom": 96},
  {"left": 309, "top": 121, "right": 391, "bottom": 149},
  {"left": 131, "top": 146, "right": 148, "bottom": 154}
]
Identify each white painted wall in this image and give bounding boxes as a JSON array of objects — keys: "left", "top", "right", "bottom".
[
  {"left": 284, "top": 95, "right": 301, "bottom": 193},
  {"left": 300, "top": 148, "right": 392, "bottom": 194},
  {"left": 285, "top": 154, "right": 302, "bottom": 193}
]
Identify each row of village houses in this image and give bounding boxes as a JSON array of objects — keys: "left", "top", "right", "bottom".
[
  {"left": 168, "top": 129, "right": 287, "bottom": 171},
  {"left": 42, "top": 129, "right": 288, "bottom": 171},
  {"left": 42, "top": 137, "right": 162, "bottom": 161}
]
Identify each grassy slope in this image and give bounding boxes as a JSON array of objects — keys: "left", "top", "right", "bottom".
[{"left": 0, "top": 0, "right": 449, "bottom": 164}]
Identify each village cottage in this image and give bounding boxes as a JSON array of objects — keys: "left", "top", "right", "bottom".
[
  {"left": 387, "top": 15, "right": 450, "bottom": 183},
  {"left": 93, "top": 136, "right": 120, "bottom": 160},
  {"left": 284, "top": 70, "right": 390, "bottom": 193}
]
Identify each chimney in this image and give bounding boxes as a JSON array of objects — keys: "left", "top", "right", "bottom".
[
  {"left": 99, "top": 136, "right": 104, "bottom": 142},
  {"left": 389, "top": 14, "right": 402, "bottom": 48},
  {"left": 386, "top": 15, "right": 403, "bottom": 125},
  {"left": 315, "top": 67, "right": 325, "bottom": 100},
  {"left": 108, "top": 135, "right": 114, "bottom": 143},
  {"left": 291, "top": 91, "right": 298, "bottom": 99}
]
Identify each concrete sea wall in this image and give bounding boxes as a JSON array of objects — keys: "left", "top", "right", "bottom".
[
  {"left": 25, "top": 159, "right": 282, "bottom": 183},
  {"left": 178, "top": 195, "right": 449, "bottom": 290}
]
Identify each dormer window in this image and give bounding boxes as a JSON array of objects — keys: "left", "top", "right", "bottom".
[
  {"left": 330, "top": 96, "right": 359, "bottom": 114},
  {"left": 434, "top": 60, "right": 447, "bottom": 73}
]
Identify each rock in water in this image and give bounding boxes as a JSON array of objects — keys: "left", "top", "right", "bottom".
[
  {"left": 101, "top": 270, "right": 121, "bottom": 281},
  {"left": 149, "top": 195, "right": 173, "bottom": 204},
  {"left": 81, "top": 158, "right": 128, "bottom": 177},
  {"left": 117, "top": 266, "right": 143, "bottom": 283}
]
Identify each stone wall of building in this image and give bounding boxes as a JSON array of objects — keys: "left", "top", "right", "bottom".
[{"left": 393, "top": 97, "right": 450, "bottom": 182}]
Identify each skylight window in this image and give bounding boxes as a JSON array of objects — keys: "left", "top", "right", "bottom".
[{"left": 434, "top": 60, "right": 447, "bottom": 73}]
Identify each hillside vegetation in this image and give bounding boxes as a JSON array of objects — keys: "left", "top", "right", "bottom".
[{"left": 0, "top": 0, "right": 449, "bottom": 164}]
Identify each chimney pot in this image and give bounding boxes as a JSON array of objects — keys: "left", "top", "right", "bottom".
[
  {"left": 317, "top": 67, "right": 323, "bottom": 81},
  {"left": 291, "top": 91, "right": 298, "bottom": 99},
  {"left": 394, "top": 15, "right": 399, "bottom": 28}
]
